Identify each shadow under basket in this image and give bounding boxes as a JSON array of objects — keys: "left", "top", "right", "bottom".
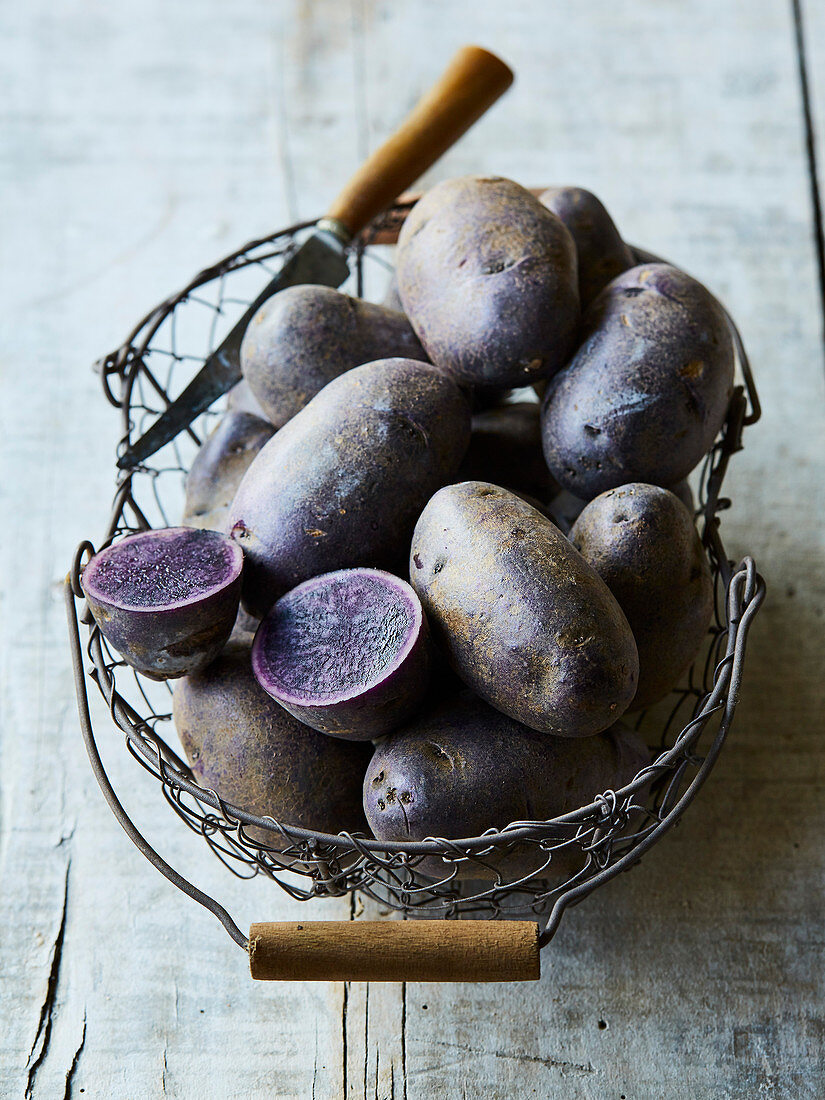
[{"left": 66, "top": 204, "right": 765, "bottom": 982}]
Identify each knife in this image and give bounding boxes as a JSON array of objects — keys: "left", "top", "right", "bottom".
[{"left": 119, "top": 45, "right": 514, "bottom": 470}]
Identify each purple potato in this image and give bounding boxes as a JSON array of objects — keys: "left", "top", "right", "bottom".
[
  {"left": 458, "top": 401, "right": 560, "bottom": 501},
  {"left": 182, "top": 411, "right": 275, "bottom": 533},
  {"left": 410, "top": 482, "right": 639, "bottom": 737},
  {"left": 539, "top": 186, "right": 635, "bottom": 306},
  {"left": 81, "top": 527, "right": 242, "bottom": 680},
  {"left": 229, "top": 358, "right": 471, "bottom": 618},
  {"left": 570, "top": 484, "right": 714, "bottom": 710},
  {"left": 173, "top": 639, "right": 371, "bottom": 845},
  {"left": 252, "top": 568, "right": 432, "bottom": 741},
  {"left": 240, "top": 286, "right": 428, "bottom": 428},
  {"left": 549, "top": 477, "right": 694, "bottom": 535},
  {"left": 382, "top": 272, "right": 404, "bottom": 313},
  {"left": 541, "top": 263, "right": 735, "bottom": 499},
  {"left": 396, "top": 176, "right": 580, "bottom": 388},
  {"left": 364, "top": 691, "right": 649, "bottom": 880}
]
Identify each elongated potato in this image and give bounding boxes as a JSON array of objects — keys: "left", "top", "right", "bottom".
[
  {"left": 396, "top": 176, "right": 580, "bottom": 388},
  {"left": 570, "top": 483, "right": 713, "bottom": 710},
  {"left": 364, "top": 691, "right": 649, "bottom": 880},
  {"left": 409, "top": 482, "right": 638, "bottom": 736},
  {"left": 539, "top": 186, "right": 635, "bottom": 306},
  {"left": 240, "top": 286, "right": 427, "bottom": 428},
  {"left": 228, "top": 359, "right": 471, "bottom": 618},
  {"left": 541, "top": 263, "right": 734, "bottom": 498}
]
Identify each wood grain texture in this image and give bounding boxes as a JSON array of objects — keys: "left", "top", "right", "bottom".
[{"left": 1, "top": 0, "right": 824, "bottom": 1097}]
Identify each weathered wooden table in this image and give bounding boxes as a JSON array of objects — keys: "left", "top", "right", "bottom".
[{"left": 2, "top": 2, "right": 824, "bottom": 1096}]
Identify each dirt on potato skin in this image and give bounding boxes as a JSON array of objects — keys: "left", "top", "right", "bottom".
[
  {"left": 540, "top": 263, "right": 735, "bottom": 500},
  {"left": 409, "top": 482, "right": 639, "bottom": 738},
  {"left": 396, "top": 176, "right": 580, "bottom": 389},
  {"left": 570, "top": 483, "right": 713, "bottom": 711}
]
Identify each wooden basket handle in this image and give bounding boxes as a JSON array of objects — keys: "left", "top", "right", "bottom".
[
  {"left": 324, "top": 45, "right": 513, "bottom": 239},
  {"left": 248, "top": 920, "right": 540, "bottom": 982}
]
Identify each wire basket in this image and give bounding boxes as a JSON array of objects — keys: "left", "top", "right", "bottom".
[{"left": 65, "top": 201, "right": 765, "bottom": 969}]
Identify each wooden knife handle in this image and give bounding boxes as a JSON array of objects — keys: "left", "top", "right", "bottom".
[
  {"left": 325, "top": 45, "right": 513, "bottom": 239},
  {"left": 248, "top": 920, "right": 540, "bottom": 982}
]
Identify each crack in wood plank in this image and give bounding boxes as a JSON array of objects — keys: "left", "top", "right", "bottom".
[
  {"left": 25, "top": 858, "right": 71, "bottom": 1099},
  {"left": 792, "top": 0, "right": 825, "bottom": 355},
  {"left": 62, "top": 1011, "right": 86, "bottom": 1100},
  {"left": 408, "top": 1038, "right": 596, "bottom": 1078}
]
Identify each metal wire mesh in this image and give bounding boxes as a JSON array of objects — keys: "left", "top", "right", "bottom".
[{"left": 66, "top": 205, "right": 765, "bottom": 948}]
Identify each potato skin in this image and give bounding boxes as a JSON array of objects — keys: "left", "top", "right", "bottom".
[
  {"left": 229, "top": 359, "right": 471, "bottom": 618},
  {"left": 539, "top": 186, "right": 635, "bottom": 306},
  {"left": 364, "top": 691, "right": 649, "bottom": 879},
  {"left": 458, "top": 401, "right": 560, "bottom": 502},
  {"left": 409, "top": 482, "right": 639, "bottom": 737},
  {"left": 173, "top": 640, "right": 372, "bottom": 844},
  {"left": 183, "top": 411, "right": 275, "bottom": 532},
  {"left": 540, "top": 263, "right": 734, "bottom": 499},
  {"left": 240, "top": 286, "right": 427, "bottom": 428},
  {"left": 396, "top": 176, "right": 580, "bottom": 388},
  {"left": 570, "top": 484, "right": 713, "bottom": 710}
]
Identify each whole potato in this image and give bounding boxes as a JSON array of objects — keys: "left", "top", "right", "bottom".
[
  {"left": 240, "top": 286, "right": 427, "bottom": 428},
  {"left": 539, "top": 186, "right": 635, "bottom": 306},
  {"left": 182, "top": 411, "right": 275, "bottom": 532},
  {"left": 226, "top": 379, "right": 272, "bottom": 423},
  {"left": 174, "top": 640, "right": 372, "bottom": 845},
  {"left": 541, "top": 263, "right": 734, "bottom": 498},
  {"left": 458, "top": 401, "right": 560, "bottom": 502},
  {"left": 396, "top": 176, "right": 580, "bottom": 388},
  {"left": 409, "top": 482, "right": 639, "bottom": 737},
  {"left": 364, "top": 691, "right": 649, "bottom": 880},
  {"left": 229, "top": 359, "right": 471, "bottom": 618},
  {"left": 570, "top": 483, "right": 713, "bottom": 710},
  {"left": 548, "top": 477, "right": 694, "bottom": 534}
]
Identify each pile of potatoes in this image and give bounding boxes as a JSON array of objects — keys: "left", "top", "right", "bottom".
[{"left": 84, "top": 176, "right": 734, "bottom": 879}]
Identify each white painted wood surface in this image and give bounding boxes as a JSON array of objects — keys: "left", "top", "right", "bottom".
[{"left": 2, "top": 1, "right": 824, "bottom": 1097}]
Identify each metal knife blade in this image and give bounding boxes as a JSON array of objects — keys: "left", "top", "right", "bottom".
[{"left": 118, "top": 226, "right": 351, "bottom": 469}]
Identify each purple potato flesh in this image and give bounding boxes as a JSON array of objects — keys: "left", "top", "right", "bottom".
[
  {"left": 81, "top": 527, "right": 243, "bottom": 680},
  {"left": 252, "top": 568, "right": 431, "bottom": 740},
  {"left": 173, "top": 640, "right": 371, "bottom": 845},
  {"left": 364, "top": 691, "right": 650, "bottom": 880},
  {"left": 228, "top": 358, "right": 471, "bottom": 618},
  {"left": 240, "top": 285, "right": 428, "bottom": 428},
  {"left": 539, "top": 186, "right": 635, "bottom": 307},
  {"left": 570, "top": 483, "right": 713, "bottom": 710},
  {"left": 541, "top": 263, "right": 735, "bottom": 499},
  {"left": 410, "top": 482, "right": 639, "bottom": 737},
  {"left": 396, "top": 176, "right": 580, "bottom": 388},
  {"left": 182, "top": 410, "right": 275, "bottom": 533}
]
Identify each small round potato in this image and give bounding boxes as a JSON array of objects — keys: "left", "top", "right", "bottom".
[
  {"left": 396, "top": 176, "right": 580, "bottom": 388},
  {"left": 409, "top": 482, "right": 639, "bottom": 737},
  {"left": 240, "top": 286, "right": 427, "bottom": 428},
  {"left": 570, "top": 483, "right": 714, "bottom": 710}
]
